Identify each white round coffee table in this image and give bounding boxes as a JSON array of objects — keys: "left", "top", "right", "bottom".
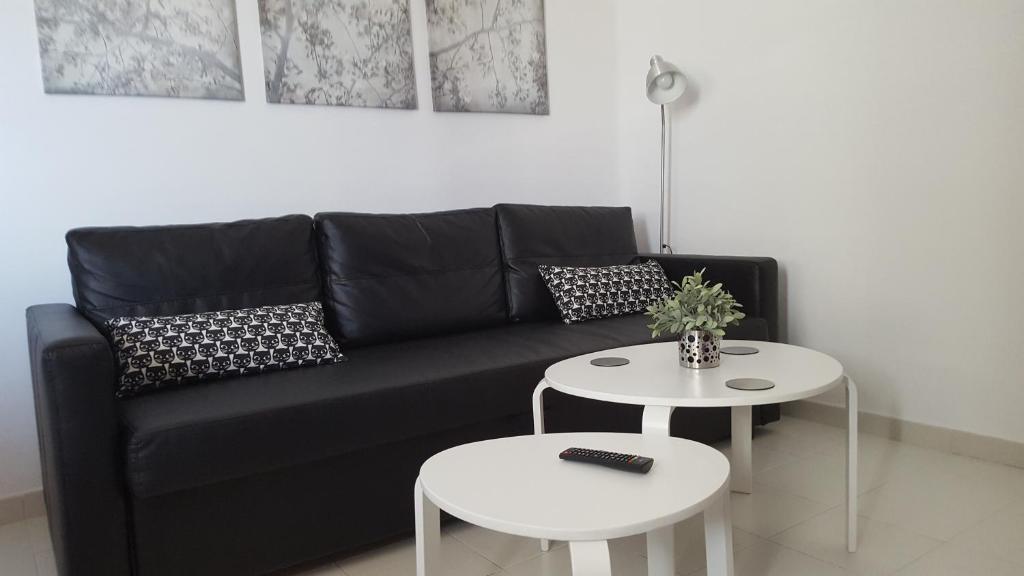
[
  {"left": 534, "top": 340, "right": 859, "bottom": 552},
  {"left": 415, "top": 433, "right": 734, "bottom": 576}
]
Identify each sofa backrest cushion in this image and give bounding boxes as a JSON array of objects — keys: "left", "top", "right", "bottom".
[
  {"left": 67, "top": 215, "right": 322, "bottom": 328},
  {"left": 495, "top": 204, "right": 638, "bottom": 322},
  {"left": 315, "top": 208, "right": 507, "bottom": 346}
]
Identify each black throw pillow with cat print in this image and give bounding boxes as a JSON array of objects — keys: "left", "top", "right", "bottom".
[
  {"left": 538, "top": 260, "right": 673, "bottom": 324},
  {"left": 106, "top": 301, "right": 344, "bottom": 398}
]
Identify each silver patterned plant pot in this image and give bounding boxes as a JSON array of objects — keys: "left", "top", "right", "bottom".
[{"left": 679, "top": 330, "right": 721, "bottom": 368}]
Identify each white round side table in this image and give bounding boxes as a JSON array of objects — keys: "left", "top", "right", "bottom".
[
  {"left": 415, "top": 432, "right": 734, "bottom": 576},
  {"left": 534, "top": 340, "right": 859, "bottom": 552}
]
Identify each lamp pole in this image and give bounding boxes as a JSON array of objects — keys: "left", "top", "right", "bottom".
[
  {"left": 660, "top": 104, "right": 672, "bottom": 254},
  {"left": 646, "top": 55, "right": 687, "bottom": 256}
]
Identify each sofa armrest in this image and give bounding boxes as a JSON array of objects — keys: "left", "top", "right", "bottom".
[
  {"left": 27, "top": 304, "right": 132, "bottom": 576},
  {"left": 636, "top": 254, "right": 780, "bottom": 342}
]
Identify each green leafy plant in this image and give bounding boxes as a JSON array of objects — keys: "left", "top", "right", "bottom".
[{"left": 646, "top": 269, "right": 746, "bottom": 338}]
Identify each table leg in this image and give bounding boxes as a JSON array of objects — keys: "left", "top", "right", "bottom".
[
  {"left": 415, "top": 478, "right": 440, "bottom": 576},
  {"left": 846, "top": 375, "right": 859, "bottom": 553},
  {"left": 640, "top": 406, "right": 677, "bottom": 575},
  {"left": 704, "top": 488, "right": 735, "bottom": 576},
  {"left": 730, "top": 406, "right": 753, "bottom": 494},
  {"left": 641, "top": 405, "right": 675, "bottom": 435},
  {"left": 532, "top": 379, "right": 550, "bottom": 436},
  {"left": 646, "top": 525, "right": 676, "bottom": 576},
  {"left": 532, "top": 380, "right": 552, "bottom": 551},
  {"left": 569, "top": 541, "right": 612, "bottom": 576}
]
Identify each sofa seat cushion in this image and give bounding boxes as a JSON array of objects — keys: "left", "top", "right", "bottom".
[{"left": 120, "top": 313, "right": 686, "bottom": 498}]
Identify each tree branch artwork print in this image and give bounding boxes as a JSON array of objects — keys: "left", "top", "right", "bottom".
[
  {"left": 33, "top": 0, "right": 244, "bottom": 100},
  {"left": 259, "top": 0, "right": 417, "bottom": 109},
  {"left": 427, "top": 0, "right": 549, "bottom": 115}
]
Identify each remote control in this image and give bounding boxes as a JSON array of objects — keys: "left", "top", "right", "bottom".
[{"left": 558, "top": 447, "right": 654, "bottom": 474}]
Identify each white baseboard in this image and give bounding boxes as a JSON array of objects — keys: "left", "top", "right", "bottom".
[
  {"left": 783, "top": 400, "right": 1024, "bottom": 469},
  {"left": 0, "top": 489, "right": 44, "bottom": 527}
]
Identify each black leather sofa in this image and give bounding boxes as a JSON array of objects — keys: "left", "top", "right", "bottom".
[{"left": 27, "top": 204, "right": 779, "bottom": 576}]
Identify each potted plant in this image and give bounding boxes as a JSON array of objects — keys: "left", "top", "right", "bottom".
[{"left": 645, "top": 269, "right": 746, "bottom": 368}]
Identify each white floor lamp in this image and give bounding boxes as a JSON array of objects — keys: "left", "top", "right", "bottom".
[{"left": 646, "top": 55, "right": 688, "bottom": 254}]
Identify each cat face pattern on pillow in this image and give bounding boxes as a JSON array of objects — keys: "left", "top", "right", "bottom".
[
  {"left": 537, "top": 260, "right": 674, "bottom": 324},
  {"left": 106, "top": 302, "right": 344, "bottom": 398}
]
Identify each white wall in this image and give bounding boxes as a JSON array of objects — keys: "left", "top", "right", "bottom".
[
  {"left": 0, "top": 0, "right": 619, "bottom": 499},
  {"left": 615, "top": 0, "right": 1024, "bottom": 443}
]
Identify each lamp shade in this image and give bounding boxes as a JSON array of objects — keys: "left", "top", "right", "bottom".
[{"left": 646, "top": 55, "right": 687, "bottom": 105}]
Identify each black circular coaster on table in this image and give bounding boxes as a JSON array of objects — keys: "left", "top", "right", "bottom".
[
  {"left": 721, "top": 346, "right": 760, "bottom": 355},
  {"left": 725, "top": 378, "right": 775, "bottom": 391},
  {"left": 590, "top": 357, "right": 630, "bottom": 367}
]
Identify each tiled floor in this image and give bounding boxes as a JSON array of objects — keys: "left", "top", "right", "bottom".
[{"left": 3, "top": 416, "right": 1023, "bottom": 575}]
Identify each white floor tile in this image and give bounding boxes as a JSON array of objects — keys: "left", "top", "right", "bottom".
[
  {"left": 447, "top": 522, "right": 564, "bottom": 568},
  {"left": 34, "top": 549, "right": 58, "bottom": 576},
  {"left": 0, "top": 545, "right": 37, "bottom": 576},
  {"left": 0, "top": 520, "right": 36, "bottom": 576},
  {"left": 772, "top": 507, "right": 942, "bottom": 575},
  {"left": 948, "top": 498, "right": 1024, "bottom": 567},
  {"left": 915, "top": 453, "right": 1024, "bottom": 502},
  {"left": 858, "top": 464, "right": 1015, "bottom": 541},
  {"left": 0, "top": 519, "right": 32, "bottom": 552},
  {"left": 493, "top": 545, "right": 573, "bottom": 576},
  {"left": 497, "top": 541, "right": 649, "bottom": 576},
  {"left": 729, "top": 483, "right": 833, "bottom": 538},
  {"left": 752, "top": 420, "right": 845, "bottom": 458},
  {"left": 755, "top": 440, "right": 927, "bottom": 507},
  {"left": 754, "top": 454, "right": 852, "bottom": 506},
  {"left": 893, "top": 542, "right": 1024, "bottom": 576},
  {"left": 689, "top": 539, "right": 849, "bottom": 576},
  {"left": 27, "top": 516, "right": 51, "bottom": 553},
  {"left": 853, "top": 436, "right": 947, "bottom": 486},
  {"left": 337, "top": 533, "right": 500, "bottom": 576},
  {"left": 657, "top": 513, "right": 761, "bottom": 576},
  {"left": 714, "top": 442, "right": 803, "bottom": 475}
]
